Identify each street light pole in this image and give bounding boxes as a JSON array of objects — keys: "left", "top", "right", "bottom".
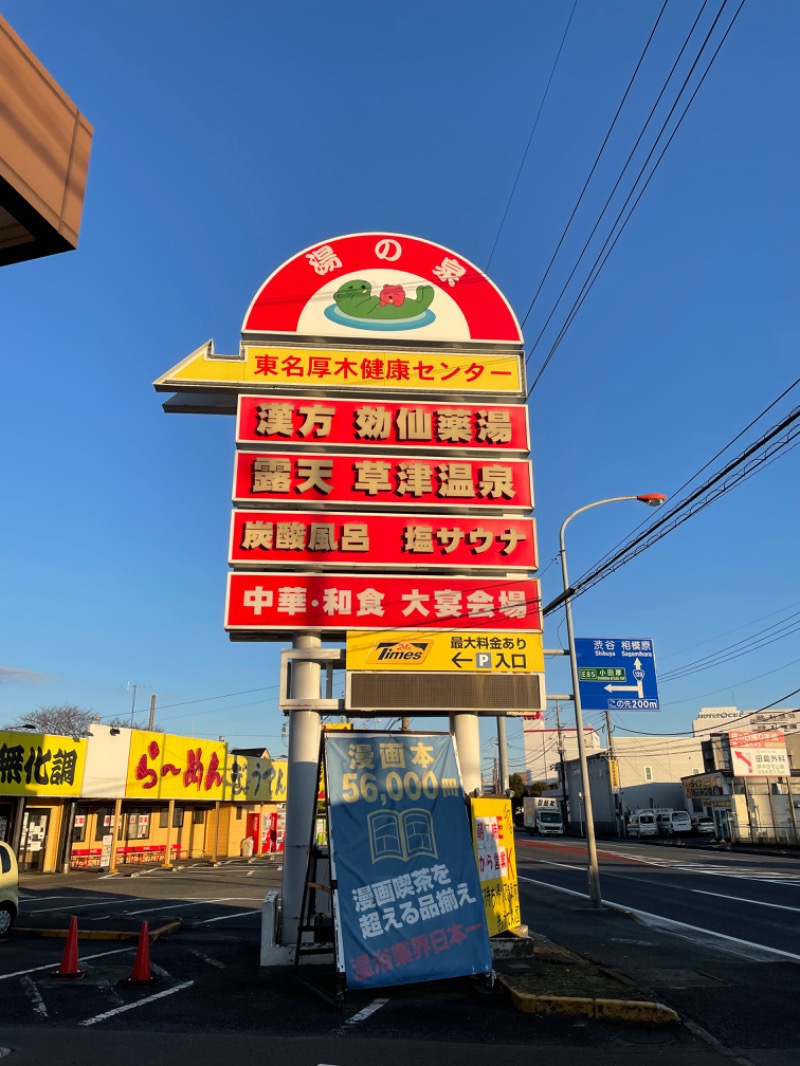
[{"left": 558, "top": 493, "right": 665, "bottom": 909}]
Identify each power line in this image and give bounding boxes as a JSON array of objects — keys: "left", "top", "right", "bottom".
[
  {"left": 527, "top": 0, "right": 746, "bottom": 395},
  {"left": 519, "top": 0, "right": 670, "bottom": 332},
  {"left": 486, "top": 0, "right": 579, "bottom": 273}
]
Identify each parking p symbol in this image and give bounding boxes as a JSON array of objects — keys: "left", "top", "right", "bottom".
[{"left": 476, "top": 652, "right": 492, "bottom": 669}]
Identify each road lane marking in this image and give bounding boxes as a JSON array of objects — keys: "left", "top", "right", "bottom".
[
  {"left": 344, "top": 998, "right": 389, "bottom": 1026},
  {"left": 0, "top": 947, "right": 133, "bottom": 982},
  {"left": 691, "top": 889, "right": 800, "bottom": 913},
  {"left": 79, "top": 980, "right": 194, "bottom": 1026},
  {"left": 20, "top": 976, "right": 47, "bottom": 1018},
  {"left": 200, "top": 910, "right": 256, "bottom": 924},
  {"left": 26, "top": 897, "right": 150, "bottom": 915},
  {"left": 518, "top": 876, "right": 800, "bottom": 962},
  {"left": 125, "top": 896, "right": 264, "bottom": 916}
]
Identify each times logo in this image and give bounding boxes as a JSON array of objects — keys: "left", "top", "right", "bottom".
[{"left": 364, "top": 640, "right": 432, "bottom": 665}]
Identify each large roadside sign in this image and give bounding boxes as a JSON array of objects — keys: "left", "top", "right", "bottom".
[
  {"left": 157, "top": 231, "right": 543, "bottom": 713},
  {"left": 574, "top": 638, "right": 659, "bottom": 711}
]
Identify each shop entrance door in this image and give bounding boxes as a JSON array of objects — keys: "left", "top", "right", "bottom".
[{"left": 19, "top": 808, "right": 50, "bottom": 871}]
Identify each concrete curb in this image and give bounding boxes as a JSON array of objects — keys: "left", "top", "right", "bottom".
[
  {"left": 498, "top": 974, "right": 679, "bottom": 1023},
  {"left": 12, "top": 918, "right": 182, "bottom": 942}
]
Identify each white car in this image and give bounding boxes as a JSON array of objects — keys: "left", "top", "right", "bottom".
[
  {"left": 626, "top": 811, "right": 658, "bottom": 838},
  {"left": 657, "top": 811, "right": 693, "bottom": 837},
  {"left": 0, "top": 841, "right": 19, "bottom": 937}
]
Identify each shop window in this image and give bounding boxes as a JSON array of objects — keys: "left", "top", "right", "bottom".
[
  {"left": 95, "top": 808, "right": 115, "bottom": 842},
  {"left": 643, "top": 766, "right": 653, "bottom": 782},
  {"left": 72, "top": 808, "right": 89, "bottom": 844},
  {"left": 158, "top": 807, "right": 184, "bottom": 829},
  {"left": 124, "top": 810, "right": 151, "bottom": 840},
  {"left": 192, "top": 808, "right": 206, "bottom": 825},
  {"left": 691, "top": 798, "right": 704, "bottom": 813}
]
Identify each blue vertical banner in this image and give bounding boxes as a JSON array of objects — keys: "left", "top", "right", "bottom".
[{"left": 325, "top": 732, "right": 492, "bottom": 990}]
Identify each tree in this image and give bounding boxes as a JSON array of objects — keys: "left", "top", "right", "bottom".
[
  {"left": 3, "top": 704, "right": 95, "bottom": 737},
  {"left": 508, "top": 772, "right": 526, "bottom": 799}
]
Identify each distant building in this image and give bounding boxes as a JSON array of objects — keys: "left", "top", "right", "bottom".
[
  {"left": 564, "top": 735, "right": 704, "bottom": 836},
  {"left": 0, "top": 15, "right": 92, "bottom": 266},
  {"left": 693, "top": 706, "right": 800, "bottom": 737}
]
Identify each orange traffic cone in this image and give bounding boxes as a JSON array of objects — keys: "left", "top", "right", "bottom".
[
  {"left": 124, "top": 921, "right": 160, "bottom": 986},
  {"left": 52, "top": 915, "right": 85, "bottom": 979}
]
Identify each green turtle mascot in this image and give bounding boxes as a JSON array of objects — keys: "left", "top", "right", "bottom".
[{"left": 333, "top": 279, "right": 435, "bottom": 321}]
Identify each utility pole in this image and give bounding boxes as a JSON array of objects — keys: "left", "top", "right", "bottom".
[
  {"left": 555, "top": 704, "right": 568, "bottom": 826},
  {"left": 605, "top": 710, "right": 621, "bottom": 836},
  {"left": 148, "top": 694, "right": 157, "bottom": 731},
  {"left": 401, "top": 716, "right": 411, "bottom": 733}
]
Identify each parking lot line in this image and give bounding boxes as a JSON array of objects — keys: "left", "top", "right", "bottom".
[
  {"left": 20, "top": 976, "right": 48, "bottom": 1018},
  {"left": 79, "top": 980, "right": 194, "bottom": 1027},
  {"left": 200, "top": 910, "right": 257, "bottom": 924}
]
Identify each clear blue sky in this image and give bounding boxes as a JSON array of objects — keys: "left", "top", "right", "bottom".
[{"left": 1, "top": 1, "right": 798, "bottom": 780}]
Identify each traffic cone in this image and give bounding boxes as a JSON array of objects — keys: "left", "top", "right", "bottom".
[
  {"left": 52, "top": 915, "right": 85, "bottom": 979},
  {"left": 124, "top": 921, "right": 160, "bottom": 986}
]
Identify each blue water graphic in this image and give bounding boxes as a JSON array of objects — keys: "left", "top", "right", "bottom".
[{"left": 324, "top": 304, "right": 436, "bottom": 332}]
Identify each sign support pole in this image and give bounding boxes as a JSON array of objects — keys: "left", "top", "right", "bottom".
[
  {"left": 280, "top": 634, "right": 322, "bottom": 946},
  {"left": 450, "top": 713, "right": 481, "bottom": 795},
  {"left": 496, "top": 716, "right": 509, "bottom": 793}
]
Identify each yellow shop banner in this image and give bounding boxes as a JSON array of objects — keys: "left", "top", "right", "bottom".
[{"left": 126, "top": 730, "right": 226, "bottom": 801}]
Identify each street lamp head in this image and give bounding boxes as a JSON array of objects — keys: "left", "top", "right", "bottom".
[{"left": 636, "top": 493, "right": 667, "bottom": 507}]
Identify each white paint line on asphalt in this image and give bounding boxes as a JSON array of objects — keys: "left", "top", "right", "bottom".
[
  {"left": 17, "top": 895, "right": 85, "bottom": 903},
  {"left": 189, "top": 949, "right": 226, "bottom": 969},
  {"left": 123, "top": 897, "right": 240, "bottom": 915},
  {"left": 0, "top": 946, "right": 133, "bottom": 982},
  {"left": 20, "top": 976, "right": 48, "bottom": 1018},
  {"left": 26, "top": 897, "right": 151, "bottom": 915},
  {"left": 518, "top": 875, "right": 800, "bottom": 962},
  {"left": 200, "top": 910, "right": 256, "bottom": 924},
  {"left": 536, "top": 859, "right": 585, "bottom": 871},
  {"left": 691, "top": 889, "right": 800, "bottom": 913},
  {"left": 344, "top": 998, "right": 390, "bottom": 1026},
  {"left": 79, "top": 980, "right": 194, "bottom": 1027},
  {"left": 149, "top": 962, "right": 172, "bottom": 979}
]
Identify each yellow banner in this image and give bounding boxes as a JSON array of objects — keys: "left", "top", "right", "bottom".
[
  {"left": 609, "top": 758, "right": 620, "bottom": 792},
  {"left": 346, "top": 631, "right": 544, "bottom": 674},
  {"left": 0, "top": 731, "right": 87, "bottom": 797},
  {"left": 126, "top": 730, "right": 227, "bottom": 801},
  {"left": 160, "top": 344, "right": 524, "bottom": 395},
  {"left": 225, "top": 755, "right": 287, "bottom": 803},
  {"left": 471, "top": 797, "right": 521, "bottom": 936}
]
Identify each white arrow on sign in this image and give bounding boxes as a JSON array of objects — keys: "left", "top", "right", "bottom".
[{"left": 604, "top": 658, "right": 644, "bottom": 697}]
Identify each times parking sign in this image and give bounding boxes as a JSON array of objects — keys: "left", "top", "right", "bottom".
[{"left": 574, "top": 638, "right": 659, "bottom": 712}]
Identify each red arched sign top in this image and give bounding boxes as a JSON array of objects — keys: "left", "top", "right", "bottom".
[{"left": 241, "top": 232, "right": 523, "bottom": 345}]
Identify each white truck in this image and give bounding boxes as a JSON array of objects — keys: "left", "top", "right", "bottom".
[{"left": 523, "top": 796, "right": 564, "bottom": 836}]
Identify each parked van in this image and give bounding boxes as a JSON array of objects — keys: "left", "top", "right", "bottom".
[
  {"left": 656, "top": 810, "right": 692, "bottom": 837},
  {"left": 626, "top": 811, "right": 658, "bottom": 838},
  {"left": 0, "top": 841, "right": 19, "bottom": 936}
]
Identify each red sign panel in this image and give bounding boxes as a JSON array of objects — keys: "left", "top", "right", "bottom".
[
  {"left": 233, "top": 452, "right": 533, "bottom": 512},
  {"left": 236, "top": 395, "right": 530, "bottom": 455},
  {"left": 226, "top": 573, "right": 541, "bottom": 636},
  {"left": 241, "top": 232, "right": 523, "bottom": 344},
  {"left": 229, "top": 510, "right": 537, "bottom": 571}
]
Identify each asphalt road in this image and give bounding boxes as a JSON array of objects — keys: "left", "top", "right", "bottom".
[
  {"left": 3, "top": 847, "right": 800, "bottom": 1064},
  {"left": 516, "top": 834, "right": 800, "bottom": 958}
]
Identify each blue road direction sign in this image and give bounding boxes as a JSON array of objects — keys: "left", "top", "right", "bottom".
[{"left": 574, "top": 638, "right": 659, "bottom": 711}]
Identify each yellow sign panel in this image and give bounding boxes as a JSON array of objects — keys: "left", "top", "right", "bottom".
[
  {"left": 0, "top": 731, "right": 86, "bottom": 797},
  {"left": 471, "top": 797, "right": 521, "bottom": 936},
  {"left": 609, "top": 758, "right": 620, "bottom": 792},
  {"left": 126, "top": 730, "right": 227, "bottom": 801},
  {"left": 346, "top": 631, "right": 544, "bottom": 674},
  {"left": 226, "top": 754, "right": 287, "bottom": 803},
  {"left": 154, "top": 341, "right": 524, "bottom": 395}
]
